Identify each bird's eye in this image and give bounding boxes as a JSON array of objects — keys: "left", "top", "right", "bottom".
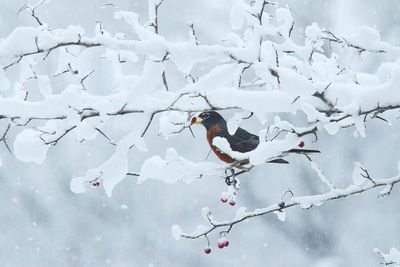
[{"left": 201, "top": 112, "right": 210, "bottom": 119}]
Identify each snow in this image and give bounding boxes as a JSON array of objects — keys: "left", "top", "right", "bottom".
[
  {"left": 37, "top": 75, "right": 52, "bottom": 96},
  {"left": 273, "top": 210, "right": 286, "bottom": 222},
  {"left": 114, "top": 11, "right": 159, "bottom": 41},
  {"left": 374, "top": 248, "right": 400, "bottom": 266},
  {"left": 70, "top": 176, "right": 87, "bottom": 194},
  {"left": 201, "top": 207, "right": 212, "bottom": 221},
  {"left": 275, "top": 8, "right": 294, "bottom": 37},
  {"left": 207, "top": 88, "right": 297, "bottom": 124},
  {"left": 379, "top": 185, "right": 393, "bottom": 196},
  {"left": 13, "top": 129, "right": 49, "bottom": 164},
  {"left": 158, "top": 112, "right": 188, "bottom": 139},
  {"left": 345, "top": 27, "right": 381, "bottom": 49},
  {"left": 0, "top": 27, "right": 42, "bottom": 58},
  {"left": 227, "top": 112, "right": 245, "bottom": 135},
  {"left": 222, "top": 32, "right": 244, "bottom": 47},
  {"left": 323, "top": 122, "right": 340, "bottom": 135},
  {"left": 235, "top": 207, "right": 248, "bottom": 220},
  {"left": 1, "top": 2, "right": 400, "bottom": 265},
  {"left": 278, "top": 67, "right": 316, "bottom": 96},
  {"left": 310, "top": 161, "right": 335, "bottom": 190},
  {"left": 301, "top": 103, "right": 326, "bottom": 122},
  {"left": 229, "top": 1, "right": 247, "bottom": 30},
  {"left": 171, "top": 225, "right": 183, "bottom": 241},
  {"left": 0, "top": 70, "right": 10, "bottom": 91},
  {"left": 71, "top": 132, "right": 147, "bottom": 197},
  {"left": 0, "top": 25, "right": 85, "bottom": 59},
  {"left": 138, "top": 148, "right": 223, "bottom": 184},
  {"left": 75, "top": 120, "right": 100, "bottom": 142},
  {"left": 305, "top": 23, "right": 323, "bottom": 40},
  {"left": 0, "top": 2, "right": 396, "bottom": 199}
]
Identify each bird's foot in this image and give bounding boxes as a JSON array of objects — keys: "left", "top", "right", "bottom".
[
  {"left": 231, "top": 159, "right": 248, "bottom": 169},
  {"left": 231, "top": 160, "right": 253, "bottom": 172},
  {"left": 224, "top": 168, "right": 237, "bottom": 185},
  {"left": 225, "top": 176, "right": 237, "bottom": 186}
]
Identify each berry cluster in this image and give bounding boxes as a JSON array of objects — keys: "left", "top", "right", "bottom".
[
  {"left": 203, "top": 238, "right": 230, "bottom": 254},
  {"left": 220, "top": 196, "right": 235, "bottom": 206},
  {"left": 220, "top": 190, "right": 237, "bottom": 206}
]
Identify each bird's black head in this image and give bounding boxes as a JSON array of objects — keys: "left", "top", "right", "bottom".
[{"left": 191, "top": 111, "right": 226, "bottom": 130}]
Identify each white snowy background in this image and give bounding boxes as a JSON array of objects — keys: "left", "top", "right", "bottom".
[{"left": 1, "top": 0, "right": 400, "bottom": 266}]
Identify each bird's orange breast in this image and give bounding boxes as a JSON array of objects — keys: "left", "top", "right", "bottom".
[{"left": 207, "top": 126, "right": 235, "bottom": 163}]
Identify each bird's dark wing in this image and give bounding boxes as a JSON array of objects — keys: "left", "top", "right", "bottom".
[
  {"left": 287, "top": 148, "right": 320, "bottom": 154},
  {"left": 225, "top": 127, "right": 260, "bottom": 152}
]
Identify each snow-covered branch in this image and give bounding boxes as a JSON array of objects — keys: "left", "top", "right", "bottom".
[
  {"left": 177, "top": 163, "right": 400, "bottom": 240},
  {"left": 1, "top": 1, "right": 400, "bottom": 255},
  {"left": 375, "top": 248, "right": 400, "bottom": 266}
]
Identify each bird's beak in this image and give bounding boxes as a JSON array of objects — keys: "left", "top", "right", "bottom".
[{"left": 191, "top": 116, "right": 203, "bottom": 125}]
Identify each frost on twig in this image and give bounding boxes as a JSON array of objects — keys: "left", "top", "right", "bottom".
[
  {"left": 309, "top": 160, "right": 336, "bottom": 191},
  {"left": 374, "top": 248, "right": 400, "bottom": 266},
  {"left": 17, "top": 0, "right": 51, "bottom": 26},
  {"left": 178, "top": 163, "right": 400, "bottom": 240}
]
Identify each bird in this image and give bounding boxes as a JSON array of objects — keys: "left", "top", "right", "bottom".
[{"left": 191, "top": 111, "right": 319, "bottom": 167}]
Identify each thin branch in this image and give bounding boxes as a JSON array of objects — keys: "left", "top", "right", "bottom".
[
  {"left": 80, "top": 69, "right": 95, "bottom": 90},
  {"left": 189, "top": 23, "right": 199, "bottom": 45},
  {"left": 95, "top": 128, "right": 116, "bottom": 146},
  {"left": 17, "top": 0, "right": 48, "bottom": 26},
  {"left": 237, "top": 64, "right": 252, "bottom": 87},
  {"left": 146, "top": 0, "right": 170, "bottom": 91},
  {"left": 3, "top": 40, "right": 101, "bottom": 71},
  {"left": 330, "top": 104, "right": 400, "bottom": 123},
  {"left": 321, "top": 30, "right": 386, "bottom": 54},
  {"left": 0, "top": 124, "right": 12, "bottom": 154},
  {"left": 39, "top": 126, "right": 77, "bottom": 145},
  {"left": 181, "top": 168, "right": 400, "bottom": 239},
  {"left": 308, "top": 160, "right": 336, "bottom": 190},
  {"left": 127, "top": 172, "right": 140, "bottom": 177},
  {"left": 161, "top": 71, "right": 169, "bottom": 91}
]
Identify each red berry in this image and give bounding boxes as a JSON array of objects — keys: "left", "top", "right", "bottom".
[
  {"left": 298, "top": 141, "right": 305, "bottom": 148},
  {"left": 218, "top": 242, "right": 225, "bottom": 249},
  {"left": 229, "top": 201, "right": 236, "bottom": 206},
  {"left": 220, "top": 197, "right": 228, "bottom": 203},
  {"left": 191, "top": 117, "right": 197, "bottom": 124},
  {"left": 223, "top": 240, "right": 229, "bottom": 247},
  {"left": 204, "top": 247, "right": 211, "bottom": 254}
]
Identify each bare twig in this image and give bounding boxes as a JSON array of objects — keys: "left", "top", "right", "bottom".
[
  {"left": 0, "top": 124, "right": 12, "bottom": 154},
  {"left": 189, "top": 23, "right": 199, "bottom": 45},
  {"left": 39, "top": 126, "right": 77, "bottom": 145},
  {"left": 80, "top": 69, "right": 95, "bottom": 90},
  {"left": 17, "top": 0, "right": 49, "bottom": 26},
  {"left": 181, "top": 167, "right": 400, "bottom": 239},
  {"left": 127, "top": 172, "right": 140, "bottom": 177},
  {"left": 95, "top": 128, "right": 116, "bottom": 146},
  {"left": 321, "top": 31, "right": 386, "bottom": 54},
  {"left": 374, "top": 248, "right": 400, "bottom": 266},
  {"left": 3, "top": 40, "right": 101, "bottom": 71}
]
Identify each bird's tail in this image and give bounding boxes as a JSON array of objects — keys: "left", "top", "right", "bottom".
[
  {"left": 265, "top": 149, "right": 320, "bottom": 165},
  {"left": 288, "top": 148, "right": 320, "bottom": 154},
  {"left": 267, "top": 158, "right": 290, "bottom": 164}
]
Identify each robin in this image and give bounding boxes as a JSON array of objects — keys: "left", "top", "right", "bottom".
[{"left": 191, "top": 111, "right": 319, "bottom": 167}]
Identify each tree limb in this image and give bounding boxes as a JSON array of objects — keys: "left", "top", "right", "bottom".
[{"left": 180, "top": 167, "right": 400, "bottom": 239}]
